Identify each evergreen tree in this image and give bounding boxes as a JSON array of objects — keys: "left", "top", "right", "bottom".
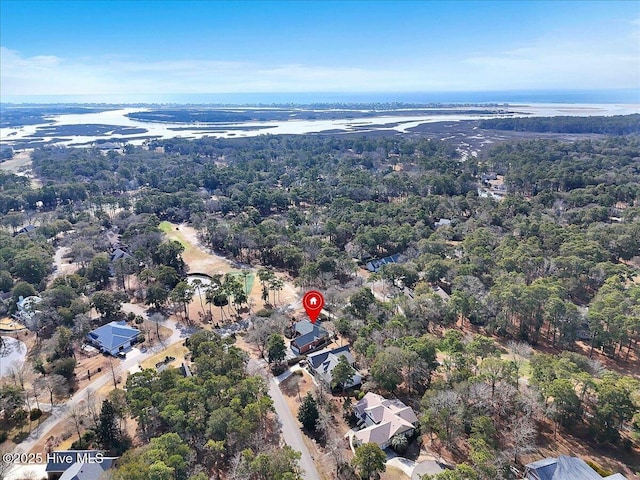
[
  {"left": 297, "top": 392, "right": 319, "bottom": 431},
  {"left": 352, "top": 442, "right": 386, "bottom": 480},
  {"left": 97, "top": 399, "right": 129, "bottom": 455},
  {"left": 267, "top": 333, "right": 286, "bottom": 364},
  {"left": 331, "top": 355, "right": 355, "bottom": 392},
  {"left": 97, "top": 399, "right": 119, "bottom": 451}
]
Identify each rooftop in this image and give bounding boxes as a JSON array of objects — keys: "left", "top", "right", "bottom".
[
  {"left": 524, "top": 456, "right": 627, "bottom": 480},
  {"left": 291, "top": 320, "right": 329, "bottom": 349},
  {"left": 307, "top": 345, "right": 353, "bottom": 370},
  {"left": 87, "top": 321, "right": 140, "bottom": 352},
  {"left": 353, "top": 392, "right": 418, "bottom": 447}
]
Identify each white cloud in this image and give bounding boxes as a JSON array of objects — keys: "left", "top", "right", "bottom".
[
  {"left": 461, "top": 32, "right": 640, "bottom": 90},
  {"left": 1, "top": 35, "right": 638, "bottom": 99}
]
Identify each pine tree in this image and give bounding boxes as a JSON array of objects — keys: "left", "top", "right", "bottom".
[
  {"left": 97, "top": 399, "right": 119, "bottom": 453},
  {"left": 297, "top": 392, "right": 319, "bottom": 431}
]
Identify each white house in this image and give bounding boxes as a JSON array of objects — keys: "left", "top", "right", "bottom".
[
  {"left": 14, "top": 295, "right": 42, "bottom": 326},
  {"left": 307, "top": 345, "right": 362, "bottom": 389}
]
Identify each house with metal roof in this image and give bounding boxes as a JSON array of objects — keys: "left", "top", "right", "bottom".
[
  {"left": 86, "top": 321, "right": 141, "bottom": 356},
  {"left": 434, "top": 218, "right": 452, "bottom": 228},
  {"left": 524, "top": 456, "right": 627, "bottom": 480},
  {"left": 290, "top": 319, "right": 330, "bottom": 355},
  {"left": 352, "top": 392, "right": 418, "bottom": 449},
  {"left": 110, "top": 248, "right": 132, "bottom": 263},
  {"left": 15, "top": 224, "right": 36, "bottom": 236},
  {"left": 307, "top": 345, "right": 361, "bottom": 389},
  {"left": 45, "top": 450, "right": 116, "bottom": 480},
  {"left": 365, "top": 254, "right": 401, "bottom": 273}
]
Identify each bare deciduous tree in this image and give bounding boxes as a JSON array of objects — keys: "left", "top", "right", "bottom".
[
  {"left": 506, "top": 340, "right": 532, "bottom": 389},
  {"left": 149, "top": 312, "right": 167, "bottom": 346},
  {"left": 67, "top": 402, "right": 87, "bottom": 442},
  {"left": 35, "top": 374, "right": 68, "bottom": 406},
  {"left": 245, "top": 315, "right": 287, "bottom": 359},
  {"left": 85, "top": 388, "right": 100, "bottom": 430},
  {"left": 315, "top": 408, "right": 332, "bottom": 440},
  {"left": 505, "top": 415, "right": 537, "bottom": 463},
  {"left": 326, "top": 433, "right": 345, "bottom": 477}
]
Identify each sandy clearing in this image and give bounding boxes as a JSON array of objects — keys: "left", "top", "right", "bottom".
[
  {"left": 160, "top": 222, "right": 299, "bottom": 319},
  {"left": 0, "top": 151, "right": 41, "bottom": 188},
  {"left": 0, "top": 151, "right": 32, "bottom": 172}
]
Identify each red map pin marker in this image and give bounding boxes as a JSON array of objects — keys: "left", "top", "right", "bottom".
[{"left": 303, "top": 290, "right": 324, "bottom": 323}]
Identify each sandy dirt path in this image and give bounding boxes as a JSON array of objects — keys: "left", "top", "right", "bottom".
[{"left": 0, "top": 151, "right": 41, "bottom": 188}]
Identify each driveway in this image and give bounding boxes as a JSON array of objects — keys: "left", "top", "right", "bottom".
[
  {"left": 248, "top": 359, "right": 321, "bottom": 480},
  {"left": 387, "top": 454, "right": 416, "bottom": 477},
  {"left": 385, "top": 450, "right": 446, "bottom": 479},
  {"left": 9, "top": 304, "right": 188, "bottom": 462}
]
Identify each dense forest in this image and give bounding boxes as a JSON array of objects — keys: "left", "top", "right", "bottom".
[
  {"left": 1, "top": 127, "right": 639, "bottom": 479},
  {"left": 479, "top": 114, "right": 640, "bottom": 135}
]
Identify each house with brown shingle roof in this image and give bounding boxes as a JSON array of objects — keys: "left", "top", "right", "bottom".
[{"left": 352, "top": 392, "right": 418, "bottom": 449}]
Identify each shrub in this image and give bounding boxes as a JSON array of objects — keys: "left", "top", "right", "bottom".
[
  {"left": 256, "top": 308, "right": 272, "bottom": 317},
  {"left": 287, "top": 355, "right": 306, "bottom": 366},
  {"left": 52, "top": 357, "right": 77, "bottom": 381},
  {"left": 29, "top": 408, "right": 42, "bottom": 421},
  {"left": 72, "top": 429, "right": 96, "bottom": 450},
  {"left": 271, "top": 362, "right": 287, "bottom": 376},
  {"left": 12, "top": 432, "right": 28, "bottom": 444}
]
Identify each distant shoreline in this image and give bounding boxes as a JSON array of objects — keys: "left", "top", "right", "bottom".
[
  {"left": 1, "top": 103, "right": 638, "bottom": 149},
  {"left": 2, "top": 89, "right": 639, "bottom": 106}
]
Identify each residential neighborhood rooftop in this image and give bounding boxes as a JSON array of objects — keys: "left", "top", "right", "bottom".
[
  {"left": 524, "top": 455, "right": 627, "bottom": 480},
  {"left": 86, "top": 321, "right": 141, "bottom": 356},
  {"left": 353, "top": 392, "right": 418, "bottom": 449}
]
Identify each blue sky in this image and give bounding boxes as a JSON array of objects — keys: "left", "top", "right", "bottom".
[{"left": 1, "top": 0, "right": 639, "bottom": 99}]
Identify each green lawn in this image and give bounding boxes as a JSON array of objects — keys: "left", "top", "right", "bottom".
[
  {"left": 158, "top": 221, "right": 173, "bottom": 233},
  {"left": 228, "top": 271, "right": 255, "bottom": 295},
  {"left": 158, "top": 221, "right": 189, "bottom": 248}
]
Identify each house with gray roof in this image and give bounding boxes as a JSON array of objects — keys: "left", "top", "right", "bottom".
[
  {"left": 45, "top": 450, "right": 116, "bottom": 480},
  {"left": 524, "top": 456, "right": 627, "bottom": 480},
  {"left": 307, "top": 345, "right": 361, "bottom": 389},
  {"left": 16, "top": 224, "right": 37, "bottom": 236},
  {"left": 86, "top": 321, "right": 141, "bottom": 356},
  {"left": 110, "top": 248, "right": 132, "bottom": 263},
  {"left": 434, "top": 218, "right": 452, "bottom": 228},
  {"left": 365, "top": 254, "right": 401, "bottom": 273},
  {"left": 290, "top": 319, "right": 330, "bottom": 355}
]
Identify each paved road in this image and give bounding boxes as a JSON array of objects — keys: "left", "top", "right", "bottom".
[
  {"left": 11, "top": 306, "right": 186, "bottom": 458},
  {"left": 249, "top": 359, "right": 322, "bottom": 480}
]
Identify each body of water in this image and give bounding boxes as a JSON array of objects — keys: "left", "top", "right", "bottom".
[
  {"left": 0, "top": 336, "right": 27, "bottom": 377},
  {"left": 1, "top": 101, "right": 639, "bottom": 148}
]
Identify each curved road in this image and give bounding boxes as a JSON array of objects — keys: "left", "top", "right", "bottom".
[
  {"left": 249, "top": 359, "right": 322, "bottom": 480},
  {"left": 10, "top": 310, "right": 320, "bottom": 480},
  {"left": 11, "top": 307, "right": 185, "bottom": 457}
]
